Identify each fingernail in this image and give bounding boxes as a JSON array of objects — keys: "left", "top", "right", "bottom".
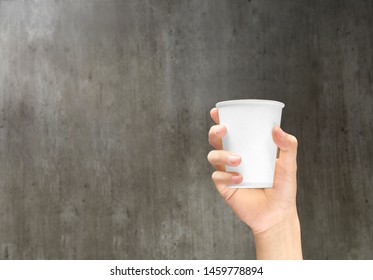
[
  {"left": 227, "top": 155, "right": 240, "bottom": 165},
  {"left": 232, "top": 175, "right": 242, "bottom": 184}
]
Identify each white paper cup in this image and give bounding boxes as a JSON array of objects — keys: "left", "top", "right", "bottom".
[{"left": 216, "top": 99, "right": 285, "bottom": 188}]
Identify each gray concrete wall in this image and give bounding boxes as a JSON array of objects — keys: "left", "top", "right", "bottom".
[{"left": 0, "top": 0, "right": 372, "bottom": 259}]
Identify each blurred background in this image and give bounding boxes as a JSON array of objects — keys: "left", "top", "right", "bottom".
[{"left": 0, "top": 0, "right": 372, "bottom": 259}]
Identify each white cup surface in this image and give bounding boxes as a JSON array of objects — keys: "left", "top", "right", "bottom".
[{"left": 216, "top": 99, "right": 285, "bottom": 188}]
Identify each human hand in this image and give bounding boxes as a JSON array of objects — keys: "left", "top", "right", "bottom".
[{"left": 207, "top": 107, "right": 302, "bottom": 259}]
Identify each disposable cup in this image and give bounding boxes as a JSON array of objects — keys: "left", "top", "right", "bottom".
[{"left": 216, "top": 99, "right": 285, "bottom": 188}]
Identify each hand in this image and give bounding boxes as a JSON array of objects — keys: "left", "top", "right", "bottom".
[{"left": 207, "top": 108, "right": 302, "bottom": 259}]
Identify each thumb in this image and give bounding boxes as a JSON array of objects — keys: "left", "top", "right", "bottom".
[{"left": 272, "top": 126, "right": 298, "bottom": 170}]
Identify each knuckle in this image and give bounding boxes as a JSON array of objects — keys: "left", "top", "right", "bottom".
[
  {"left": 208, "top": 127, "right": 214, "bottom": 137},
  {"left": 207, "top": 150, "right": 215, "bottom": 162},
  {"left": 211, "top": 171, "right": 219, "bottom": 181},
  {"left": 289, "top": 135, "right": 298, "bottom": 148},
  {"left": 208, "top": 129, "right": 217, "bottom": 144}
]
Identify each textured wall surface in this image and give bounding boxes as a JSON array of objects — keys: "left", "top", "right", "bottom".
[{"left": 0, "top": 0, "right": 372, "bottom": 259}]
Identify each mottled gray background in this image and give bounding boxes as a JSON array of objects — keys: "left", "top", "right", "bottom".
[{"left": 0, "top": 0, "right": 372, "bottom": 259}]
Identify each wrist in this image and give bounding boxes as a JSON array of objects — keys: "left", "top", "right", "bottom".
[{"left": 253, "top": 208, "right": 303, "bottom": 260}]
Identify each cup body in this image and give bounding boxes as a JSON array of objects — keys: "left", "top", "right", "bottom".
[{"left": 216, "top": 99, "right": 285, "bottom": 188}]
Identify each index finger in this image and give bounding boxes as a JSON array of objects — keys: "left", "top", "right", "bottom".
[{"left": 210, "top": 108, "right": 220, "bottom": 124}]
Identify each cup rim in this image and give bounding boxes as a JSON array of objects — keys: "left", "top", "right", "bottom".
[{"left": 216, "top": 99, "right": 285, "bottom": 108}]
